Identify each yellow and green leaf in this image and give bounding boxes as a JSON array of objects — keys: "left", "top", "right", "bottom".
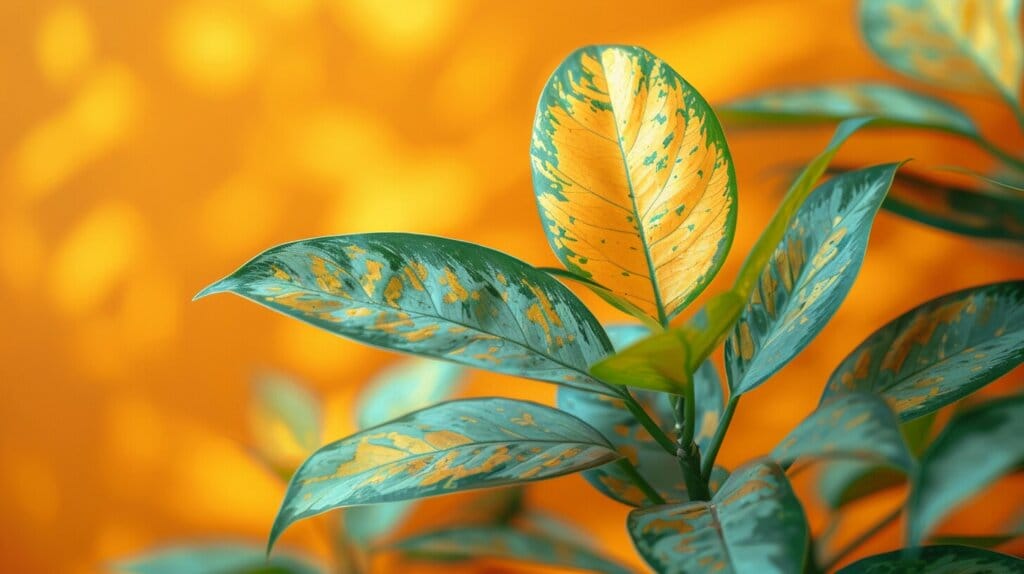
[
  {"left": 725, "top": 163, "right": 900, "bottom": 394},
  {"left": 531, "top": 45, "right": 737, "bottom": 324},
  {"left": 196, "top": 233, "right": 616, "bottom": 394},
  {"left": 269, "top": 398, "right": 619, "bottom": 549},
  {"left": 822, "top": 281, "right": 1024, "bottom": 421},
  {"left": 837, "top": 545, "right": 1023, "bottom": 573},
  {"left": 861, "top": 0, "right": 1024, "bottom": 105},
  {"left": 628, "top": 460, "right": 808, "bottom": 574}
]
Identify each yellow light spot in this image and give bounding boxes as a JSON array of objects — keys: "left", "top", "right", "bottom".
[
  {"left": 165, "top": 1, "right": 261, "bottom": 95},
  {"left": 36, "top": 3, "right": 94, "bottom": 88}
]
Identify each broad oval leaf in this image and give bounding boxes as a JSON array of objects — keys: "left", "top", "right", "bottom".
[
  {"left": 722, "top": 84, "right": 977, "bottom": 136},
  {"left": 197, "top": 233, "right": 615, "bottom": 394},
  {"left": 861, "top": 0, "right": 1024, "bottom": 102},
  {"left": 772, "top": 392, "right": 913, "bottom": 471},
  {"left": 531, "top": 44, "right": 737, "bottom": 323},
  {"left": 559, "top": 325, "right": 724, "bottom": 506},
  {"left": 726, "top": 163, "right": 899, "bottom": 394},
  {"left": 908, "top": 395, "right": 1024, "bottom": 545},
  {"left": 270, "top": 398, "right": 619, "bottom": 549},
  {"left": 116, "top": 544, "right": 320, "bottom": 574},
  {"left": 822, "top": 281, "right": 1024, "bottom": 421},
  {"left": 837, "top": 544, "right": 1023, "bottom": 573},
  {"left": 357, "top": 358, "right": 464, "bottom": 430},
  {"left": 628, "top": 460, "right": 808, "bottom": 574},
  {"left": 393, "top": 525, "right": 631, "bottom": 574},
  {"left": 250, "top": 372, "right": 322, "bottom": 475}
]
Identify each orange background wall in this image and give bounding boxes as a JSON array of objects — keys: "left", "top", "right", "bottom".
[{"left": 1, "top": 1, "right": 1021, "bottom": 572}]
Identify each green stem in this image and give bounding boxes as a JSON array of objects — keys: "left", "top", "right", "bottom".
[
  {"left": 701, "top": 396, "right": 740, "bottom": 480},
  {"left": 972, "top": 134, "right": 1024, "bottom": 173},
  {"left": 819, "top": 506, "right": 901, "bottom": 572},
  {"left": 614, "top": 458, "right": 666, "bottom": 506},
  {"left": 671, "top": 394, "right": 710, "bottom": 501},
  {"left": 616, "top": 387, "right": 677, "bottom": 455}
]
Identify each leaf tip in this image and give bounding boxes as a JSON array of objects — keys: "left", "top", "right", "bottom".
[{"left": 193, "top": 276, "right": 234, "bottom": 301}]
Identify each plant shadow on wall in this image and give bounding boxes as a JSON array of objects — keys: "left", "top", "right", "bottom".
[{"left": 134, "top": 1, "right": 1022, "bottom": 572}]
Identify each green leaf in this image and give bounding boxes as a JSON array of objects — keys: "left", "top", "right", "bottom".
[
  {"left": 393, "top": 525, "right": 631, "bottom": 574},
  {"left": 540, "top": 267, "right": 664, "bottom": 331},
  {"left": 116, "top": 544, "right": 320, "bottom": 574},
  {"left": 531, "top": 44, "right": 737, "bottom": 324},
  {"left": 726, "top": 163, "right": 899, "bottom": 394},
  {"left": 196, "top": 233, "right": 615, "bottom": 394},
  {"left": 250, "top": 372, "right": 322, "bottom": 475},
  {"left": 270, "top": 398, "right": 619, "bottom": 549},
  {"left": 929, "top": 533, "right": 1022, "bottom": 550},
  {"left": 836, "top": 545, "right": 1023, "bottom": 573},
  {"left": 722, "top": 84, "right": 977, "bottom": 136},
  {"left": 773, "top": 392, "right": 913, "bottom": 472},
  {"left": 822, "top": 281, "right": 1024, "bottom": 421},
  {"left": 357, "top": 358, "right": 464, "bottom": 430},
  {"left": 860, "top": 0, "right": 1024, "bottom": 105},
  {"left": 908, "top": 395, "right": 1024, "bottom": 545},
  {"left": 628, "top": 460, "right": 808, "bottom": 574},
  {"left": 559, "top": 325, "right": 725, "bottom": 506}
]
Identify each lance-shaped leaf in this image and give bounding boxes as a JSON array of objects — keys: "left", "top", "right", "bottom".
[
  {"left": 250, "top": 372, "right": 322, "bottom": 475},
  {"left": 829, "top": 166, "right": 1024, "bottom": 241},
  {"left": 908, "top": 396, "right": 1024, "bottom": 545},
  {"left": 722, "top": 84, "right": 977, "bottom": 136},
  {"left": 270, "top": 398, "right": 619, "bottom": 549},
  {"left": 861, "top": 0, "right": 1024, "bottom": 104},
  {"left": 116, "top": 544, "right": 320, "bottom": 574},
  {"left": 822, "top": 281, "right": 1024, "bottom": 421},
  {"left": 837, "top": 545, "right": 1023, "bottom": 573},
  {"left": 772, "top": 392, "right": 912, "bottom": 471},
  {"left": 560, "top": 325, "right": 724, "bottom": 505},
  {"left": 393, "top": 526, "right": 631, "bottom": 574},
  {"left": 628, "top": 460, "right": 808, "bottom": 574},
  {"left": 531, "top": 44, "right": 737, "bottom": 324},
  {"left": 726, "top": 163, "right": 899, "bottom": 394},
  {"left": 197, "top": 233, "right": 615, "bottom": 394}
]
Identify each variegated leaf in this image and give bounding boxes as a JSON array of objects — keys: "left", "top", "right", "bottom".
[
  {"left": 531, "top": 44, "right": 737, "bottom": 324},
  {"left": 628, "top": 460, "right": 808, "bottom": 574},
  {"left": 270, "top": 398, "right": 619, "bottom": 549},
  {"left": 822, "top": 281, "right": 1024, "bottom": 421},
  {"left": 250, "top": 372, "right": 322, "bottom": 475},
  {"left": 772, "top": 392, "right": 912, "bottom": 471},
  {"left": 196, "top": 233, "right": 615, "bottom": 394},
  {"left": 837, "top": 545, "right": 1023, "bottom": 573},
  {"left": 909, "top": 396, "right": 1024, "bottom": 545},
  {"left": 394, "top": 526, "right": 630, "bottom": 574},
  {"left": 726, "top": 163, "right": 899, "bottom": 394},
  {"left": 116, "top": 544, "right": 320, "bottom": 574},
  {"left": 559, "top": 325, "right": 724, "bottom": 506},
  {"left": 722, "top": 84, "right": 976, "bottom": 135}
]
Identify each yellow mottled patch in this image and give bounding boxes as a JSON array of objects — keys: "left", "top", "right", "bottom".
[
  {"left": 439, "top": 267, "right": 469, "bottom": 304},
  {"left": 844, "top": 412, "right": 871, "bottom": 430},
  {"left": 737, "top": 322, "right": 754, "bottom": 361},
  {"left": 372, "top": 311, "right": 414, "bottom": 333},
  {"left": 423, "top": 430, "right": 473, "bottom": 449},
  {"left": 511, "top": 412, "right": 535, "bottom": 426},
  {"left": 404, "top": 324, "right": 438, "bottom": 342},
  {"left": 383, "top": 276, "right": 403, "bottom": 307},
  {"left": 310, "top": 256, "right": 344, "bottom": 293},
  {"left": 271, "top": 265, "right": 291, "bottom": 281},
  {"left": 361, "top": 260, "right": 383, "bottom": 297},
  {"left": 881, "top": 299, "right": 969, "bottom": 374}
]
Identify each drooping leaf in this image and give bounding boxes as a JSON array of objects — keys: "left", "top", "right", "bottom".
[
  {"left": 116, "top": 544, "right": 320, "bottom": 574},
  {"left": 196, "top": 233, "right": 615, "bottom": 394},
  {"left": 836, "top": 544, "right": 1023, "bottom": 573},
  {"left": 772, "top": 392, "right": 912, "bottom": 471},
  {"left": 722, "top": 84, "right": 977, "bottom": 136},
  {"left": 860, "top": 0, "right": 1024, "bottom": 104},
  {"left": 559, "top": 325, "right": 724, "bottom": 505},
  {"left": 541, "top": 267, "right": 664, "bottom": 331},
  {"left": 250, "top": 372, "right": 322, "bottom": 475},
  {"left": 270, "top": 398, "right": 619, "bottom": 549},
  {"left": 908, "top": 395, "right": 1024, "bottom": 545},
  {"left": 589, "top": 328, "right": 690, "bottom": 393},
  {"left": 726, "top": 163, "right": 899, "bottom": 394},
  {"left": 531, "top": 44, "right": 737, "bottom": 324},
  {"left": 357, "top": 358, "right": 464, "bottom": 431},
  {"left": 628, "top": 460, "right": 808, "bottom": 574},
  {"left": 822, "top": 281, "right": 1024, "bottom": 421},
  {"left": 393, "top": 526, "right": 631, "bottom": 574}
]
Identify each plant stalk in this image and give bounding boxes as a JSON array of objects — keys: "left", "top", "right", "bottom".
[
  {"left": 616, "top": 387, "right": 677, "bottom": 456},
  {"left": 819, "top": 506, "right": 902, "bottom": 572},
  {"left": 614, "top": 458, "right": 667, "bottom": 506},
  {"left": 701, "top": 395, "right": 740, "bottom": 480}
]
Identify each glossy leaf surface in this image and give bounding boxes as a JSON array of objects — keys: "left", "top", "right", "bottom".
[
  {"left": 861, "top": 0, "right": 1024, "bottom": 102},
  {"left": 197, "top": 233, "right": 615, "bottom": 394},
  {"left": 628, "top": 460, "right": 807, "bottom": 574},
  {"left": 837, "top": 545, "right": 1023, "bottom": 573},
  {"left": 270, "top": 398, "right": 618, "bottom": 548},
  {"left": 251, "top": 372, "right": 322, "bottom": 474},
  {"left": 909, "top": 396, "right": 1024, "bottom": 544},
  {"left": 772, "top": 392, "right": 912, "bottom": 471},
  {"left": 823, "top": 281, "right": 1024, "bottom": 421},
  {"left": 394, "top": 526, "right": 630, "bottom": 574},
  {"left": 559, "top": 325, "right": 724, "bottom": 505},
  {"left": 531, "top": 44, "right": 737, "bottom": 323},
  {"left": 722, "top": 84, "right": 976, "bottom": 135},
  {"left": 117, "top": 544, "right": 320, "bottom": 574},
  {"left": 726, "top": 163, "right": 898, "bottom": 393}
]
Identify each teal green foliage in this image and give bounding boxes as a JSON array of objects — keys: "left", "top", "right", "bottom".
[{"left": 837, "top": 545, "right": 1023, "bottom": 573}]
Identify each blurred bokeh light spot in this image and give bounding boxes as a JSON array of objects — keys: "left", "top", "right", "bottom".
[
  {"left": 329, "top": 0, "right": 466, "bottom": 58},
  {"left": 35, "top": 3, "right": 95, "bottom": 88},
  {"left": 199, "top": 174, "right": 281, "bottom": 257},
  {"left": 0, "top": 215, "right": 44, "bottom": 292},
  {"left": 166, "top": 1, "right": 261, "bottom": 95}
]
